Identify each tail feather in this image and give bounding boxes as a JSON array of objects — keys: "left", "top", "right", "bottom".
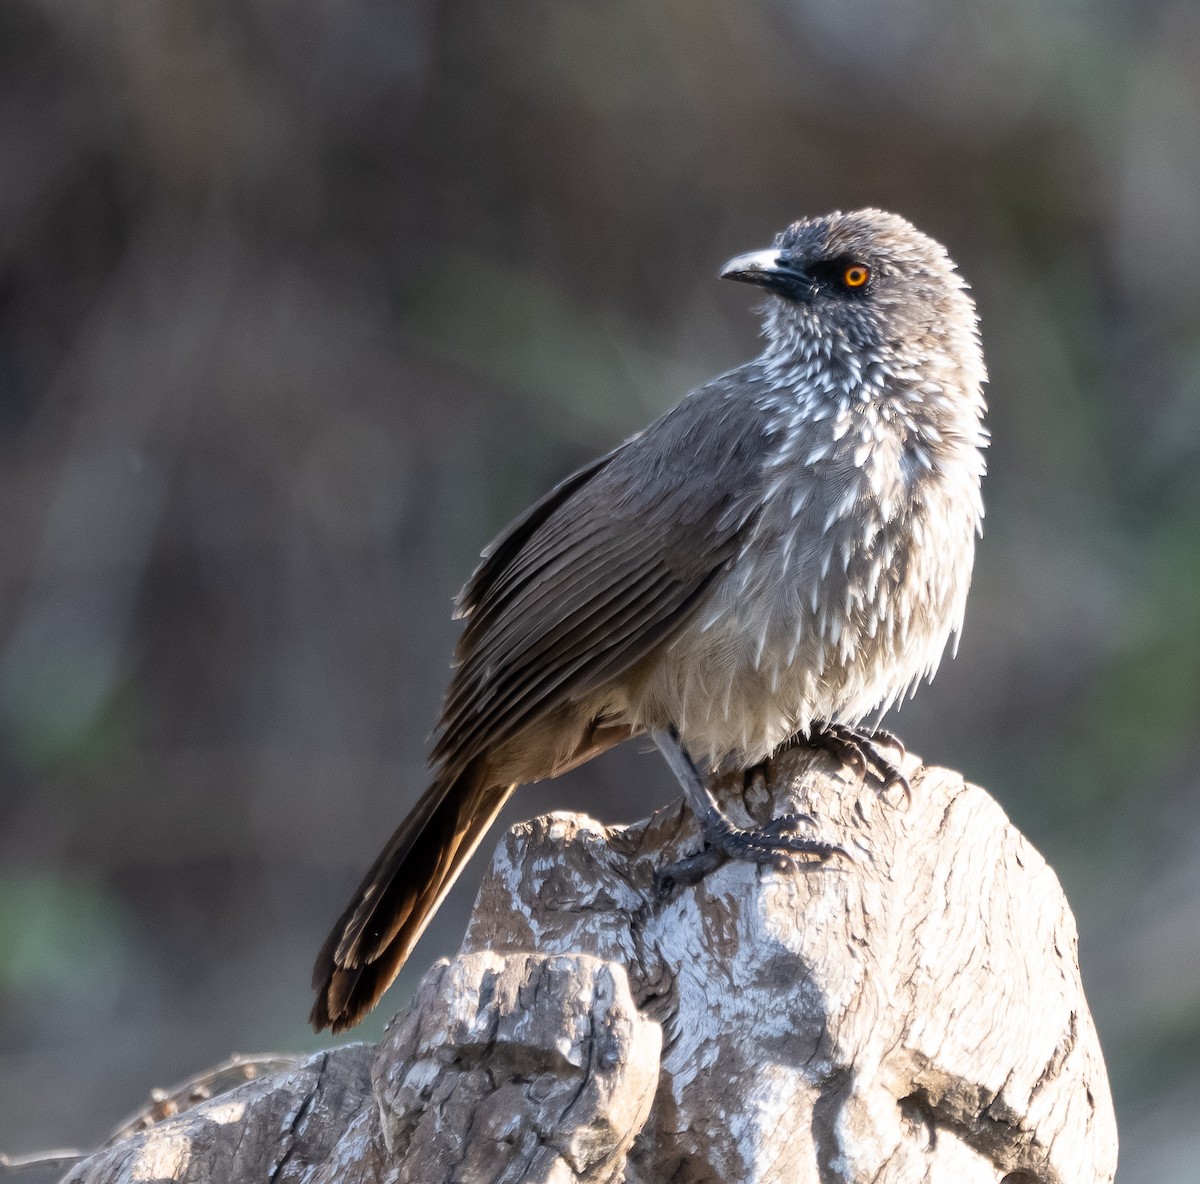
[{"left": 310, "top": 760, "right": 514, "bottom": 1033}]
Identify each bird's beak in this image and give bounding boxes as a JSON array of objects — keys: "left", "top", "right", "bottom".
[{"left": 720, "top": 249, "right": 812, "bottom": 300}]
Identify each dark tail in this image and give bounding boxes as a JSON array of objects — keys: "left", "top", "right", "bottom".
[{"left": 310, "top": 759, "right": 513, "bottom": 1033}]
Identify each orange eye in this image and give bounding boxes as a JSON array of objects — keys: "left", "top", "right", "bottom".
[{"left": 842, "top": 264, "right": 870, "bottom": 289}]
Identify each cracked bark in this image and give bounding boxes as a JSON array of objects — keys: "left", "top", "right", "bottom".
[{"left": 60, "top": 747, "right": 1118, "bottom": 1183}]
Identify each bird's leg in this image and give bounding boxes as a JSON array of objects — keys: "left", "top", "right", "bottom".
[
  {"left": 809, "top": 722, "right": 911, "bottom": 805},
  {"left": 652, "top": 727, "right": 848, "bottom": 892}
]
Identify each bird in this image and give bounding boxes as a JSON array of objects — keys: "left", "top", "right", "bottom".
[{"left": 310, "top": 208, "right": 988, "bottom": 1032}]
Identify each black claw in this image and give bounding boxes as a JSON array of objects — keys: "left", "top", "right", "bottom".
[
  {"left": 883, "top": 770, "right": 913, "bottom": 808},
  {"left": 809, "top": 722, "right": 911, "bottom": 804}
]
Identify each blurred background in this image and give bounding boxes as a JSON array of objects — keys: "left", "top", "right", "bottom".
[{"left": 0, "top": 0, "right": 1197, "bottom": 1177}]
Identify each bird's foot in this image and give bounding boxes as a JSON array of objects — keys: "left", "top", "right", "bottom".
[
  {"left": 810, "top": 722, "right": 911, "bottom": 805},
  {"left": 655, "top": 807, "right": 849, "bottom": 893},
  {"left": 651, "top": 727, "right": 849, "bottom": 894},
  {"left": 866, "top": 726, "right": 906, "bottom": 760}
]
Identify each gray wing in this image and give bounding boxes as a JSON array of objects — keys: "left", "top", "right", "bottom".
[
  {"left": 432, "top": 377, "right": 774, "bottom": 770},
  {"left": 454, "top": 449, "right": 619, "bottom": 617}
]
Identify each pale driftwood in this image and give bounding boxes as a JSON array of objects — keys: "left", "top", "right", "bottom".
[{"left": 60, "top": 748, "right": 1118, "bottom": 1183}]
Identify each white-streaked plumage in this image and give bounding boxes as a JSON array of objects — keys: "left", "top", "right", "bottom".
[{"left": 621, "top": 210, "right": 988, "bottom": 766}]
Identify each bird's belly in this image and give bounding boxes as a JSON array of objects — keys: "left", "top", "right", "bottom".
[
  {"left": 630, "top": 621, "right": 826, "bottom": 766},
  {"left": 627, "top": 595, "right": 866, "bottom": 766},
  {"left": 623, "top": 508, "right": 971, "bottom": 767}
]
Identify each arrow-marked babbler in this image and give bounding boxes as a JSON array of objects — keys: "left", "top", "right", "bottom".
[{"left": 311, "top": 209, "right": 988, "bottom": 1032}]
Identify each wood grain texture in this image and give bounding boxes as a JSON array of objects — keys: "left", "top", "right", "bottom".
[{"left": 61, "top": 749, "right": 1118, "bottom": 1183}]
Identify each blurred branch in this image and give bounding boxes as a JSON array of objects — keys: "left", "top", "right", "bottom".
[
  {"left": 104, "top": 1053, "right": 301, "bottom": 1145},
  {"left": 0, "top": 1149, "right": 86, "bottom": 1179},
  {"left": 0, "top": 1055, "right": 299, "bottom": 1181}
]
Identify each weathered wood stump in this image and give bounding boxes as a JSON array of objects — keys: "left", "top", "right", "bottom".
[{"left": 61, "top": 748, "right": 1119, "bottom": 1183}]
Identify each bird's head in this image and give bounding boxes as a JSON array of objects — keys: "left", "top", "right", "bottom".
[{"left": 722, "top": 209, "right": 985, "bottom": 392}]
